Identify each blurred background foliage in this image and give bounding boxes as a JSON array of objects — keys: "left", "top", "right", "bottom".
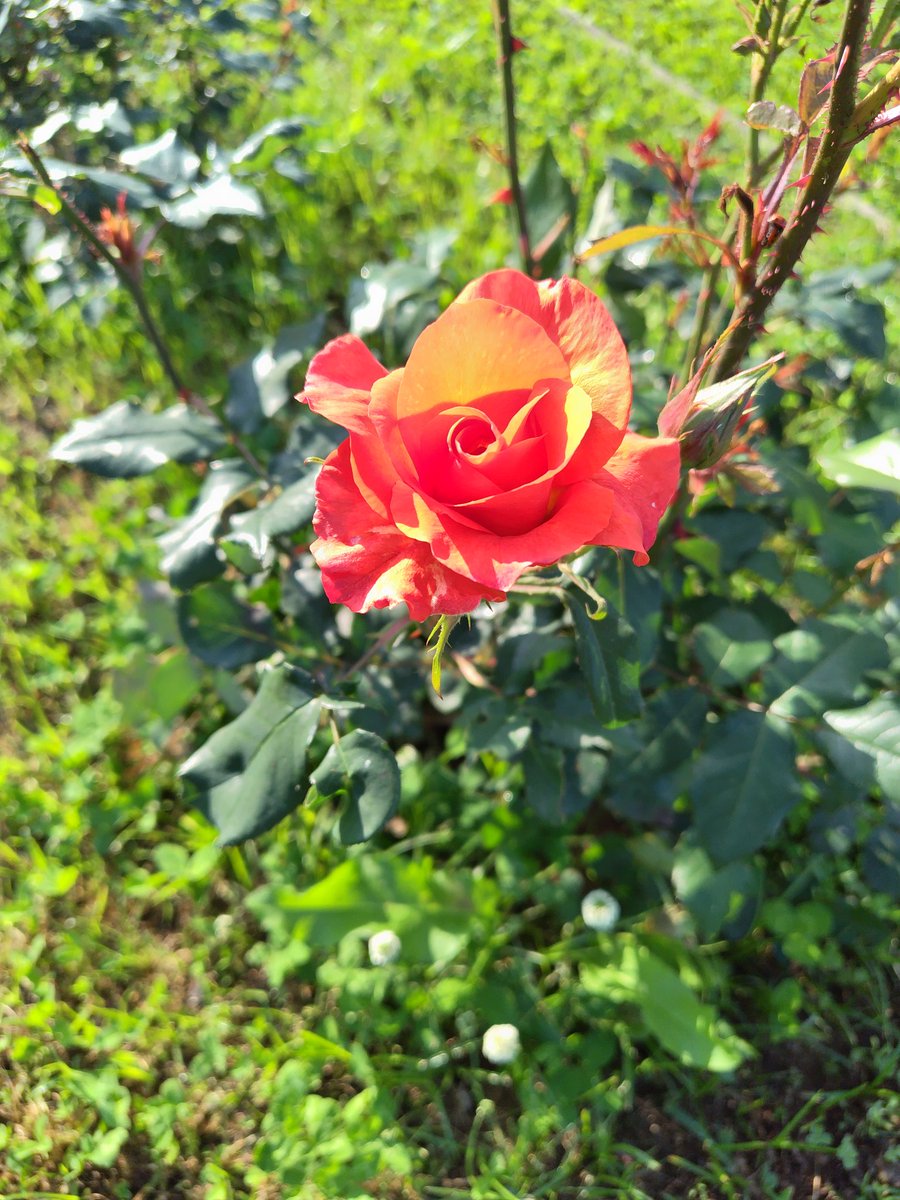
[{"left": 0, "top": 0, "right": 898, "bottom": 1197}]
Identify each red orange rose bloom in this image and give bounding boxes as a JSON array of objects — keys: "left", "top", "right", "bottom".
[{"left": 299, "top": 269, "right": 680, "bottom": 621}]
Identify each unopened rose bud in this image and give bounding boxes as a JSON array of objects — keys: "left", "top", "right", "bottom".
[
  {"left": 481, "top": 1023, "right": 521, "bottom": 1064},
  {"left": 679, "top": 387, "right": 752, "bottom": 470},
  {"left": 581, "top": 887, "right": 621, "bottom": 932},
  {"left": 367, "top": 929, "right": 401, "bottom": 965}
]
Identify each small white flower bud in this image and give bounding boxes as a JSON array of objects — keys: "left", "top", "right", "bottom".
[
  {"left": 581, "top": 888, "right": 620, "bottom": 932},
  {"left": 481, "top": 1023, "right": 521, "bottom": 1065},
  {"left": 367, "top": 929, "right": 401, "bottom": 966}
]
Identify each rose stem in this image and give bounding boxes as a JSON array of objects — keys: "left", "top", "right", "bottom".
[
  {"left": 746, "top": 0, "right": 791, "bottom": 185},
  {"left": 335, "top": 615, "right": 412, "bottom": 684},
  {"left": 19, "top": 138, "right": 267, "bottom": 479},
  {"left": 711, "top": 0, "right": 888, "bottom": 381},
  {"left": 491, "top": 0, "right": 534, "bottom": 275}
]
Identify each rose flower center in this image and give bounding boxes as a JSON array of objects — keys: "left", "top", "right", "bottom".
[{"left": 448, "top": 414, "right": 502, "bottom": 463}]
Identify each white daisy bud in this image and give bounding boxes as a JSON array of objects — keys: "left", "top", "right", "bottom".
[
  {"left": 581, "top": 887, "right": 621, "bottom": 932},
  {"left": 481, "top": 1023, "right": 521, "bottom": 1065},
  {"left": 367, "top": 929, "right": 401, "bottom": 966}
]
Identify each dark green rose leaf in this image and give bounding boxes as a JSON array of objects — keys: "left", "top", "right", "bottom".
[
  {"left": 607, "top": 688, "right": 709, "bottom": 822},
  {"left": 521, "top": 738, "right": 606, "bottom": 824},
  {"left": 523, "top": 141, "right": 576, "bottom": 275},
  {"left": 158, "top": 461, "right": 257, "bottom": 590},
  {"left": 693, "top": 608, "right": 774, "bottom": 688},
  {"left": 226, "top": 315, "right": 326, "bottom": 433},
  {"left": 50, "top": 400, "right": 226, "bottom": 478},
  {"left": 820, "top": 696, "right": 900, "bottom": 803},
  {"left": 763, "top": 615, "right": 888, "bottom": 719},
  {"left": 221, "top": 475, "right": 317, "bottom": 572},
  {"left": 567, "top": 595, "right": 642, "bottom": 724},
  {"left": 347, "top": 260, "right": 438, "bottom": 339},
  {"left": 689, "top": 710, "right": 803, "bottom": 863},
  {"left": 311, "top": 729, "right": 400, "bottom": 845},
  {"left": 177, "top": 580, "right": 277, "bottom": 668},
  {"left": 180, "top": 664, "right": 321, "bottom": 845}
]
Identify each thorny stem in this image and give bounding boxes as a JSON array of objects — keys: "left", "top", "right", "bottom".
[
  {"left": 19, "top": 138, "right": 269, "bottom": 479},
  {"left": 711, "top": 0, "right": 879, "bottom": 381},
  {"left": 491, "top": 0, "right": 534, "bottom": 275}
]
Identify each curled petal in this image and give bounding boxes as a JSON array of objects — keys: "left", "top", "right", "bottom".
[{"left": 299, "top": 334, "right": 388, "bottom": 434}]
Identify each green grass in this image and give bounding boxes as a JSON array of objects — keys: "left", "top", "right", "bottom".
[{"left": 1, "top": 0, "right": 898, "bottom": 1196}]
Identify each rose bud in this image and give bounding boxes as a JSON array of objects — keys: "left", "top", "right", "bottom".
[
  {"left": 678, "top": 386, "right": 753, "bottom": 470},
  {"left": 298, "top": 270, "right": 680, "bottom": 619}
]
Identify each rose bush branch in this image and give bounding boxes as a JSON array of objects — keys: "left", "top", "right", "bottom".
[
  {"left": 746, "top": 0, "right": 792, "bottom": 184},
  {"left": 711, "top": 0, "right": 896, "bottom": 380},
  {"left": 491, "top": 0, "right": 533, "bottom": 275},
  {"left": 18, "top": 139, "right": 188, "bottom": 396},
  {"left": 18, "top": 138, "right": 269, "bottom": 479}
]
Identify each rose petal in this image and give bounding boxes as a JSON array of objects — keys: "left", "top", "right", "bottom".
[
  {"left": 593, "top": 432, "right": 681, "bottom": 563},
  {"left": 554, "top": 411, "right": 627, "bottom": 486},
  {"left": 395, "top": 299, "right": 569, "bottom": 453},
  {"left": 300, "top": 334, "right": 388, "bottom": 434},
  {"left": 312, "top": 441, "right": 504, "bottom": 620},
  {"left": 425, "top": 479, "right": 616, "bottom": 591},
  {"left": 447, "top": 381, "right": 593, "bottom": 534},
  {"left": 455, "top": 270, "right": 631, "bottom": 432}
]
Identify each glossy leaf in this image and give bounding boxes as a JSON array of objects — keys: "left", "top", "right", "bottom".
[
  {"left": 158, "top": 461, "right": 256, "bottom": 590},
  {"left": 347, "top": 260, "right": 438, "bottom": 339},
  {"left": 567, "top": 596, "right": 642, "bottom": 724},
  {"left": 222, "top": 475, "right": 318, "bottom": 571},
  {"left": 177, "top": 581, "right": 277, "bottom": 669},
  {"left": 311, "top": 729, "right": 400, "bottom": 844},
  {"left": 764, "top": 616, "right": 888, "bottom": 719},
  {"left": 161, "top": 175, "right": 264, "bottom": 227},
  {"left": 51, "top": 401, "right": 225, "bottom": 478},
  {"left": 522, "top": 141, "right": 576, "bottom": 273},
  {"left": 693, "top": 608, "right": 773, "bottom": 688},
  {"left": 821, "top": 697, "right": 900, "bottom": 803},
  {"left": 180, "top": 664, "right": 321, "bottom": 845},
  {"left": 226, "top": 316, "right": 326, "bottom": 433},
  {"left": 689, "top": 710, "right": 802, "bottom": 863},
  {"left": 120, "top": 130, "right": 201, "bottom": 185},
  {"left": 221, "top": 117, "right": 306, "bottom": 168},
  {"left": 817, "top": 432, "right": 900, "bottom": 495}
]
